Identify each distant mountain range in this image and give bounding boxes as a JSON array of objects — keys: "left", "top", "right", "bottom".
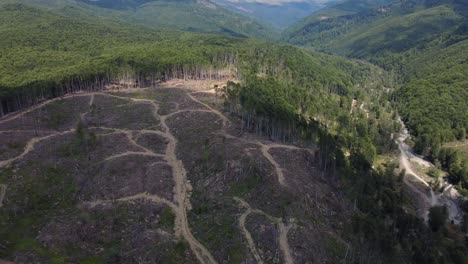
[
  {"left": 0, "top": 0, "right": 277, "bottom": 39},
  {"left": 213, "top": 0, "right": 337, "bottom": 29},
  {"left": 0, "top": 0, "right": 341, "bottom": 33},
  {"left": 282, "top": 0, "right": 467, "bottom": 56}
]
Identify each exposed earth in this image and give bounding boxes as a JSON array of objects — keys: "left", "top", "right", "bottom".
[
  {"left": 397, "top": 122, "right": 463, "bottom": 224},
  {"left": 0, "top": 83, "right": 353, "bottom": 263}
]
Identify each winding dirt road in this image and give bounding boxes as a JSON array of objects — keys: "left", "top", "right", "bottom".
[
  {"left": 0, "top": 92, "right": 93, "bottom": 125},
  {"left": 234, "top": 197, "right": 294, "bottom": 264},
  {"left": 165, "top": 109, "right": 218, "bottom": 119},
  {"left": 186, "top": 93, "right": 229, "bottom": 128},
  {"left": 260, "top": 145, "right": 286, "bottom": 186},
  {"left": 0, "top": 129, "right": 76, "bottom": 168},
  {"left": 0, "top": 93, "right": 98, "bottom": 168},
  {"left": 85, "top": 192, "right": 177, "bottom": 211},
  {"left": 224, "top": 133, "right": 313, "bottom": 187},
  {"left": 0, "top": 92, "right": 217, "bottom": 264},
  {"left": 189, "top": 92, "right": 301, "bottom": 262},
  {"left": 95, "top": 94, "right": 218, "bottom": 264},
  {"left": 238, "top": 206, "right": 264, "bottom": 264},
  {"left": 278, "top": 222, "right": 293, "bottom": 264},
  {"left": 157, "top": 101, "right": 218, "bottom": 264},
  {"left": 0, "top": 89, "right": 306, "bottom": 264},
  {"left": 397, "top": 121, "right": 462, "bottom": 224}
]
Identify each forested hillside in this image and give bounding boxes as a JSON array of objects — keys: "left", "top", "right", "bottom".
[
  {"left": 283, "top": 0, "right": 466, "bottom": 55},
  {"left": 1, "top": 1, "right": 468, "bottom": 263},
  {"left": 282, "top": 0, "right": 393, "bottom": 37},
  {"left": 0, "top": 2, "right": 400, "bottom": 155},
  {"left": 283, "top": 0, "right": 468, "bottom": 180},
  {"left": 0, "top": 0, "right": 276, "bottom": 39}
]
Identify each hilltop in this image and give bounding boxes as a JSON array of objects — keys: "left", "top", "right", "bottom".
[{"left": 0, "top": 0, "right": 276, "bottom": 39}]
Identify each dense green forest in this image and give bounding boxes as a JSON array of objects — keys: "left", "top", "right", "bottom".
[
  {"left": 221, "top": 61, "right": 467, "bottom": 264},
  {"left": 282, "top": 0, "right": 394, "bottom": 38},
  {"left": 0, "top": 2, "right": 399, "bottom": 156},
  {"left": 283, "top": 0, "right": 467, "bottom": 57},
  {"left": 0, "top": 3, "right": 383, "bottom": 119},
  {"left": 0, "top": 3, "right": 260, "bottom": 112},
  {"left": 275, "top": 0, "right": 468, "bottom": 260},
  {"left": 0, "top": 0, "right": 276, "bottom": 39},
  {"left": 283, "top": 0, "right": 468, "bottom": 190}
]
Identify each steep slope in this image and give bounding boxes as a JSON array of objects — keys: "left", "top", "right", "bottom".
[
  {"left": 283, "top": 0, "right": 465, "bottom": 54},
  {"left": 0, "top": 3, "right": 165, "bottom": 91},
  {"left": 397, "top": 38, "right": 468, "bottom": 151},
  {"left": 283, "top": 0, "right": 393, "bottom": 35},
  {"left": 283, "top": 0, "right": 468, "bottom": 157},
  {"left": 1, "top": 1, "right": 468, "bottom": 263},
  {"left": 0, "top": 0, "right": 276, "bottom": 39},
  {"left": 323, "top": 5, "right": 463, "bottom": 58},
  {"left": 0, "top": 6, "right": 397, "bottom": 260},
  {"left": 0, "top": 2, "right": 386, "bottom": 126}
]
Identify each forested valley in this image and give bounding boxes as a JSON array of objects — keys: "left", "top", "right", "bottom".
[
  {"left": 0, "top": 0, "right": 467, "bottom": 263},
  {"left": 285, "top": 0, "right": 468, "bottom": 195}
]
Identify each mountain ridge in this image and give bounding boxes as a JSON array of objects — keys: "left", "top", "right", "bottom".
[
  {"left": 282, "top": 0, "right": 468, "bottom": 195},
  {"left": 0, "top": 0, "right": 277, "bottom": 39}
]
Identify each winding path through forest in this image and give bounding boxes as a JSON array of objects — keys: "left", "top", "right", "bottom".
[
  {"left": 397, "top": 121, "right": 462, "bottom": 224},
  {"left": 0, "top": 92, "right": 92, "bottom": 125},
  {"left": 234, "top": 197, "right": 293, "bottom": 264},
  {"left": 188, "top": 91, "right": 300, "bottom": 263},
  {"left": 223, "top": 133, "right": 313, "bottom": 187},
  {"left": 143, "top": 90, "right": 298, "bottom": 263},
  {"left": 0, "top": 129, "right": 76, "bottom": 168},
  {"left": 0, "top": 92, "right": 217, "bottom": 264},
  {"left": 155, "top": 99, "right": 218, "bottom": 264},
  {"left": 100, "top": 151, "right": 164, "bottom": 163},
  {"left": 238, "top": 206, "right": 264, "bottom": 264},
  {"left": 95, "top": 93, "right": 218, "bottom": 264},
  {"left": 260, "top": 145, "right": 286, "bottom": 186},
  {"left": 445, "top": 141, "right": 468, "bottom": 148},
  {"left": 0, "top": 88, "right": 306, "bottom": 263}
]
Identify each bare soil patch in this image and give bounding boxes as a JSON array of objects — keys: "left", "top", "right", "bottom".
[
  {"left": 268, "top": 148, "right": 318, "bottom": 189},
  {"left": 159, "top": 79, "right": 233, "bottom": 93},
  {"left": 0, "top": 95, "right": 91, "bottom": 132},
  {"left": 158, "top": 102, "right": 179, "bottom": 116},
  {"left": 89, "top": 132, "right": 146, "bottom": 161},
  {"left": 0, "top": 85, "right": 360, "bottom": 264},
  {"left": 246, "top": 214, "right": 282, "bottom": 263},
  {"left": 82, "top": 155, "right": 168, "bottom": 200},
  {"left": 288, "top": 225, "right": 346, "bottom": 264},
  {"left": 135, "top": 132, "right": 169, "bottom": 155},
  {"left": 0, "top": 131, "right": 50, "bottom": 161},
  {"left": 87, "top": 95, "right": 160, "bottom": 130},
  {"left": 37, "top": 201, "right": 197, "bottom": 263}
]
